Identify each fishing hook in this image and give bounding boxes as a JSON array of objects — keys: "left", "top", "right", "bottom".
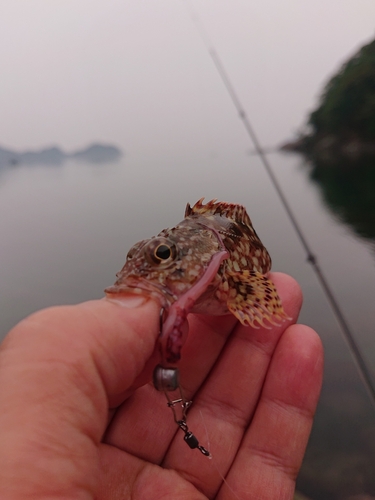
[
  {"left": 153, "top": 364, "right": 210, "bottom": 457},
  {"left": 153, "top": 313, "right": 211, "bottom": 458}
]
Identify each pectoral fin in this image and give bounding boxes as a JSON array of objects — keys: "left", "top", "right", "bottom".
[{"left": 225, "top": 270, "right": 290, "bottom": 328}]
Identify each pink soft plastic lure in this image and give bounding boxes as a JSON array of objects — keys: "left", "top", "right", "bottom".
[{"left": 105, "top": 199, "right": 288, "bottom": 363}]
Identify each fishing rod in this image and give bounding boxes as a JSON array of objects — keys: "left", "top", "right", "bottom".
[{"left": 183, "top": 1, "right": 375, "bottom": 411}]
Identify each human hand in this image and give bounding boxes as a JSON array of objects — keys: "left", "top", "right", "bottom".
[{"left": 0, "top": 273, "right": 323, "bottom": 499}]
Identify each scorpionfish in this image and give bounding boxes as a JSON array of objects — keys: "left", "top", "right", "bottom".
[{"left": 105, "top": 199, "right": 288, "bottom": 363}]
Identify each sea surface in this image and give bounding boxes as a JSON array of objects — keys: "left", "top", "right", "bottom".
[{"left": 1, "top": 152, "right": 375, "bottom": 499}]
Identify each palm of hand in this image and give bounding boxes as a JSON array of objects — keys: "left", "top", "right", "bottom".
[
  {"left": 0, "top": 274, "right": 322, "bottom": 500},
  {"left": 98, "top": 275, "right": 321, "bottom": 499}
]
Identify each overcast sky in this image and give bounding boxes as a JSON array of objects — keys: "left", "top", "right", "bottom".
[{"left": 1, "top": 0, "right": 375, "bottom": 153}]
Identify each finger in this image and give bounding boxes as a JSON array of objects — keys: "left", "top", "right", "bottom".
[
  {"left": 104, "top": 313, "right": 238, "bottom": 463},
  {"left": 106, "top": 270, "right": 296, "bottom": 462},
  {"left": 218, "top": 325, "right": 323, "bottom": 500},
  {"left": 161, "top": 273, "right": 302, "bottom": 497},
  {"left": 0, "top": 296, "right": 160, "bottom": 498},
  {"left": 105, "top": 273, "right": 300, "bottom": 476},
  {"left": 97, "top": 444, "right": 208, "bottom": 500}
]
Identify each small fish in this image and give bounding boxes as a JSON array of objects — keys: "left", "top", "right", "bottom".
[{"left": 105, "top": 199, "right": 288, "bottom": 363}]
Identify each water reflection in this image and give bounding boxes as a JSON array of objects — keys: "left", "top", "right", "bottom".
[
  {"left": 290, "top": 153, "right": 375, "bottom": 499},
  {"left": 1, "top": 155, "right": 375, "bottom": 499},
  {"left": 298, "top": 359, "right": 375, "bottom": 499},
  {"left": 307, "top": 155, "right": 375, "bottom": 245}
]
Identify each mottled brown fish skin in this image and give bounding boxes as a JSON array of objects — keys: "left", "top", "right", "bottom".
[
  {"left": 105, "top": 198, "right": 288, "bottom": 334},
  {"left": 105, "top": 221, "right": 223, "bottom": 310},
  {"left": 184, "top": 198, "right": 271, "bottom": 273},
  {"left": 184, "top": 199, "right": 288, "bottom": 328}
]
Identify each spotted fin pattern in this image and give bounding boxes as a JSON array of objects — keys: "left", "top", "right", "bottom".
[
  {"left": 185, "top": 199, "right": 289, "bottom": 328},
  {"left": 223, "top": 270, "right": 288, "bottom": 328}
]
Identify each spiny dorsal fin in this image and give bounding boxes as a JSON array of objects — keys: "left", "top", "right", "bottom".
[{"left": 185, "top": 198, "right": 252, "bottom": 227}]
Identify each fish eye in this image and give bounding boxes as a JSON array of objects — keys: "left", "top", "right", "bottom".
[
  {"left": 154, "top": 244, "right": 171, "bottom": 261},
  {"left": 145, "top": 238, "right": 176, "bottom": 265}
]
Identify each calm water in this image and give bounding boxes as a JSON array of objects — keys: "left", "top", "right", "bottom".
[{"left": 1, "top": 152, "right": 375, "bottom": 499}]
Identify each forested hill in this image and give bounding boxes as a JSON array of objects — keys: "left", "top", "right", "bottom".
[{"left": 283, "top": 38, "right": 375, "bottom": 159}]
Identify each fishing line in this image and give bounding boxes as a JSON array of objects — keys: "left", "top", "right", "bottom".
[
  {"left": 199, "top": 410, "right": 243, "bottom": 500},
  {"left": 183, "top": 1, "right": 375, "bottom": 411}
]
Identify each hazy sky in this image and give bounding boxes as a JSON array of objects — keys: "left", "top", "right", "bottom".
[{"left": 1, "top": 0, "right": 375, "bottom": 153}]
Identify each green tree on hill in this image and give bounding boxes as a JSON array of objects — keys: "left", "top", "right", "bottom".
[{"left": 309, "top": 38, "right": 375, "bottom": 141}]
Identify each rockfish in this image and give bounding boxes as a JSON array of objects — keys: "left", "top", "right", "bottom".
[{"left": 105, "top": 199, "right": 288, "bottom": 363}]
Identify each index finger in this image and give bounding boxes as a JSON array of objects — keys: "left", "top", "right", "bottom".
[
  {"left": 0, "top": 295, "right": 161, "bottom": 498},
  {"left": 104, "top": 273, "right": 302, "bottom": 468},
  {"left": 0, "top": 295, "right": 161, "bottom": 409}
]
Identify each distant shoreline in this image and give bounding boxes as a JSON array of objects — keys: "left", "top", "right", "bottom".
[
  {"left": 279, "top": 135, "right": 375, "bottom": 163},
  {"left": 0, "top": 143, "right": 123, "bottom": 167}
]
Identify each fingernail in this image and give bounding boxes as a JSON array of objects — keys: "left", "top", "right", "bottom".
[{"left": 105, "top": 293, "right": 149, "bottom": 308}]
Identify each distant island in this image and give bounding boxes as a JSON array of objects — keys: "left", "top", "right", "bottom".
[
  {"left": 0, "top": 143, "right": 123, "bottom": 167},
  {"left": 281, "top": 38, "right": 375, "bottom": 161}
]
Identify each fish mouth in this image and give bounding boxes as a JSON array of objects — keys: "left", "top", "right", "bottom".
[{"left": 104, "top": 276, "right": 175, "bottom": 306}]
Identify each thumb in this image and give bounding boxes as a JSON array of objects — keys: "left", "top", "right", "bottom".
[{"left": 0, "top": 295, "right": 160, "bottom": 498}]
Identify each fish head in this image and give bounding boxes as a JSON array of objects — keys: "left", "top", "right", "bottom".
[{"left": 105, "top": 224, "right": 223, "bottom": 308}]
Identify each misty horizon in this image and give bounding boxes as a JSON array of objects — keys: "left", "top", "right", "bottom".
[{"left": 1, "top": 1, "right": 375, "bottom": 157}]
